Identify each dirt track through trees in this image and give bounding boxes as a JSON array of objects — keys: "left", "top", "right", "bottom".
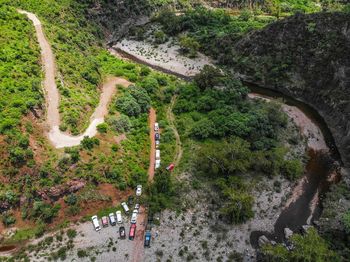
[
  {"left": 18, "top": 10, "right": 132, "bottom": 148},
  {"left": 167, "top": 96, "right": 183, "bottom": 166}
]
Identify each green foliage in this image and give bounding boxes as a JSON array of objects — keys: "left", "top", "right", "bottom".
[
  {"left": 217, "top": 177, "right": 254, "bottom": 224},
  {"left": 97, "top": 123, "right": 108, "bottom": 133},
  {"left": 77, "top": 249, "right": 88, "bottom": 258},
  {"left": 64, "top": 194, "right": 78, "bottom": 206},
  {"left": 107, "top": 114, "right": 132, "bottom": 133},
  {"left": 194, "top": 65, "right": 224, "bottom": 90},
  {"left": 81, "top": 136, "right": 100, "bottom": 150},
  {"left": 155, "top": 7, "right": 273, "bottom": 64},
  {"left": 66, "top": 229, "right": 77, "bottom": 239},
  {"left": 154, "top": 30, "right": 167, "bottom": 44},
  {"left": 116, "top": 86, "right": 151, "bottom": 117},
  {"left": 179, "top": 35, "right": 201, "bottom": 58},
  {"left": 147, "top": 168, "right": 179, "bottom": 214},
  {"left": 342, "top": 210, "right": 350, "bottom": 234},
  {"left": 30, "top": 201, "right": 60, "bottom": 223},
  {"left": 1, "top": 212, "right": 16, "bottom": 227},
  {"left": 0, "top": 6, "right": 42, "bottom": 137},
  {"left": 262, "top": 228, "right": 340, "bottom": 261}
]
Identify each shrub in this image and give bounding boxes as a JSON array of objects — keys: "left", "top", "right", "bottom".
[
  {"left": 77, "top": 249, "right": 88, "bottom": 258},
  {"left": 107, "top": 115, "right": 131, "bottom": 133},
  {"left": 97, "top": 123, "right": 108, "bottom": 133},
  {"left": 81, "top": 136, "right": 100, "bottom": 150},
  {"left": 67, "top": 229, "right": 77, "bottom": 239}
]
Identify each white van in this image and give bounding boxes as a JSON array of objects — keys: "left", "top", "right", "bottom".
[
  {"left": 154, "top": 122, "right": 159, "bottom": 131},
  {"left": 116, "top": 210, "right": 123, "bottom": 224},
  {"left": 155, "top": 159, "right": 161, "bottom": 169},
  {"left": 131, "top": 210, "right": 138, "bottom": 224},
  {"left": 91, "top": 215, "right": 101, "bottom": 231},
  {"left": 155, "top": 150, "right": 160, "bottom": 160},
  {"left": 121, "top": 202, "right": 129, "bottom": 214}
]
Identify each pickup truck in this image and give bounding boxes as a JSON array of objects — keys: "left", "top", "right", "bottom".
[{"left": 144, "top": 231, "right": 151, "bottom": 247}]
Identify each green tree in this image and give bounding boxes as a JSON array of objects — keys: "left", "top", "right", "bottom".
[
  {"left": 194, "top": 65, "right": 223, "bottom": 90},
  {"left": 262, "top": 228, "right": 340, "bottom": 261},
  {"left": 179, "top": 35, "right": 201, "bottom": 58}
]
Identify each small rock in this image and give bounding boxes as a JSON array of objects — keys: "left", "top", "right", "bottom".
[
  {"left": 258, "top": 235, "right": 270, "bottom": 247},
  {"left": 302, "top": 225, "right": 313, "bottom": 233},
  {"left": 284, "top": 228, "right": 293, "bottom": 239}
]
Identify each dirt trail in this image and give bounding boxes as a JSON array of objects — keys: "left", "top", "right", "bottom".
[
  {"left": 167, "top": 96, "right": 183, "bottom": 166},
  {"left": 18, "top": 10, "right": 131, "bottom": 148}
]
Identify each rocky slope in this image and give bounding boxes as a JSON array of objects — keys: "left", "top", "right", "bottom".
[{"left": 231, "top": 12, "right": 350, "bottom": 171}]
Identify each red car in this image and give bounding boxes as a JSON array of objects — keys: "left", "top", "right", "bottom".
[
  {"left": 166, "top": 163, "right": 175, "bottom": 171},
  {"left": 129, "top": 224, "right": 136, "bottom": 240}
]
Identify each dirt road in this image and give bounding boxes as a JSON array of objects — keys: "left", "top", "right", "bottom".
[
  {"left": 18, "top": 10, "right": 131, "bottom": 148},
  {"left": 167, "top": 96, "right": 183, "bottom": 166},
  {"left": 131, "top": 108, "right": 156, "bottom": 262}
]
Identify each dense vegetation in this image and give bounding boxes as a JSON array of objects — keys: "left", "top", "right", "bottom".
[
  {"left": 261, "top": 228, "right": 340, "bottom": 261},
  {"left": 173, "top": 67, "right": 303, "bottom": 223}
]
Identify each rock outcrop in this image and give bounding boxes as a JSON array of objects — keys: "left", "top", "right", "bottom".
[
  {"left": 231, "top": 12, "right": 350, "bottom": 170},
  {"left": 37, "top": 179, "right": 86, "bottom": 202}
]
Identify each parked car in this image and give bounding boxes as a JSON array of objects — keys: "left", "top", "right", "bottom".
[
  {"left": 155, "top": 159, "right": 161, "bottom": 169},
  {"left": 116, "top": 210, "right": 123, "bottom": 224},
  {"left": 131, "top": 210, "right": 138, "bottom": 224},
  {"left": 155, "top": 133, "right": 160, "bottom": 141},
  {"left": 136, "top": 185, "right": 142, "bottom": 196},
  {"left": 91, "top": 215, "right": 101, "bottom": 231},
  {"left": 144, "top": 231, "right": 151, "bottom": 247},
  {"left": 155, "top": 150, "right": 160, "bottom": 160},
  {"left": 109, "top": 213, "right": 116, "bottom": 226},
  {"left": 119, "top": 226, "right": 126, "bottom": 239},
  {"left": 129, "top": 224, "right": 136, "bottom": 240},
  {"left": 135, "top": 203, "right": 140, "bottom": 210},
  {"left": 128, "top": 196, "right": 134, "bottom": 205},
  {"left": 121, "top": 202, "right": 129, "bottom": 214},
  {"left": 155, "top": 140, "right": 160, "bottom": 148},
  {"left": 154, "top": 122, "right": 159, "bottom": 131},
  {"left": 101, "top": 216, "right": 108, "bottom": 227},
  {"left": 166, "top": 163, "right": 175, "bottom": 171}
]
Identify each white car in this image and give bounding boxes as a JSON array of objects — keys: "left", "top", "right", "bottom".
[
  {"left": 109, "top": 213, "right": 116, "bottom": 226},
  {"left": 155, "top": 140, "right": 160, "bottom": 148},
  {"left": 116, "top": 210, "right": 123, "bottom": 224},
  {"left": 121, "top": 202, "right": 129, "bottom": 214},
  {"left": 135, "top": 203, "right": 140, "bottom": 210},
  {"left": 136, "top": 185, "right": 142, "bottom": 196},
  {"left": 155, "top": 159, "right": 161, "bottom": 169},
  {"left": 91, "top": 215, "right": 101, "bottom": 231},
  {"left": 154, "top": 122, "right": 159, "bottom": 131},
  {"left": 133, "top": 208, "right": 139, "bottom": 214},
  {"left": 131, "top": 210, "right": 138, "bottom": 224}
]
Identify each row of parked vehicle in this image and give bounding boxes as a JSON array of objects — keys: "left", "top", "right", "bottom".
[
  {"left": 155, "top": 122, "right": 161, "bottom": 169},
  {"left": 91, "top": 185, "right": 143, "bottom": 241}
]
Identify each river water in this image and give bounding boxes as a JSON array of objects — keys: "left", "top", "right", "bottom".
[{"left": 248, "top": 84, "right": 342, "bottom": 244}]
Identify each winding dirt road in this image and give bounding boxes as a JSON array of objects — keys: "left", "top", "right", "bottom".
[{"left": 18, "top": 10, "right": 131, "bottom": 148}]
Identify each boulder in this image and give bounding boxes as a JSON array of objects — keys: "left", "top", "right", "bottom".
[
  {"left": 258, "top": 235, "right": 270, "bottom": 247},
  {"left": 284, "top": 228, "right": 293, "bottom": 239},
  {"left": 302, "top": 225, "right": 313, "bottom": 234}
]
